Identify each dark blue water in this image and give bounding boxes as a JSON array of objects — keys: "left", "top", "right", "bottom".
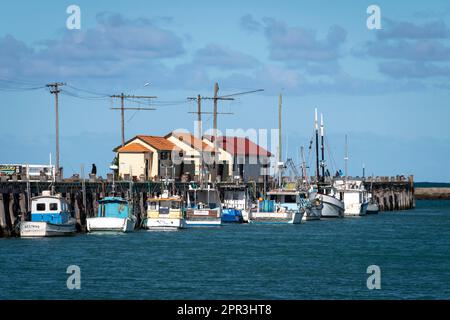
[{"left": 1, "top": 200, "right": 449, "bottom": 300}]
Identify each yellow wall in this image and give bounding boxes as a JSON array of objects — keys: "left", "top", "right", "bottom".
[{"left": 118, "top": 153, "right": 146, "bottom": 178}]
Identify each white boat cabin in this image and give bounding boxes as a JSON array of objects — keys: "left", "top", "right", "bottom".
[{"left": 31, "top": 191, "right": 72, "bottom": 224}]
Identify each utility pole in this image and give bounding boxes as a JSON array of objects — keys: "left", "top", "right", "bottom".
[
  {"left": 110, "top": 94, "right": 157, "bottom": 147},
  {"left": 197, "top": 94, "right": 202, "bottom": 139},
  {"left": 213, "top": 82, "right": 219, "bottom": 142},
  {"left": 187, "top": 85, "right": 264, "bottom": 183},
  {"left": 46, "top": 82, "right": 66, "bottom": 178}
]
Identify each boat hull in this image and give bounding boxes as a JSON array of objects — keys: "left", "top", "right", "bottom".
[
  {"left": 367, "top": 203, "right": 379, "bottom": 214},
  {"left": 221, "top": 209, "right": 244, "bottom": 223},
  {"left": 320, "top": 194, "right": 345, "bottom": 218},
  {"left": 86, "top": 217, "right": 136, "bottom": 232},
  {"left": 184, "top": 219, "right": 222, "bottom": 227},
  {"left": 344, "top": 201, "right": 369, "bottom": 216},
  {"left": 302, "top": 208, "right": 321, "bottom": 221},
  {"left": 142, "top": 218, "right": 186, "bottom": 230},
  {"left": 20, "top": 220, "right": 77, "bottom": 237},
  {"left": 249, "top": 211, "right": 303, "bottom": 224}
]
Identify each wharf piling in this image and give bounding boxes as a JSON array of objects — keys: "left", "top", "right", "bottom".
[
  {"left": 0, "top": 175, "right": 415, "bottom": 237},
  {"left": 365, "top": 175, "right": 415, "bottom": 211}
]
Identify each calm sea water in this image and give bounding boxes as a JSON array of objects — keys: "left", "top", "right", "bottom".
[{"left": 1, "top": 200, "right": 449, "bottom": 300}]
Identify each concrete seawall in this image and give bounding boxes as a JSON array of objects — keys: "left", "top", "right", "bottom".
[{"left": 415, "top": 188, "right": 450, "bottom": 200}]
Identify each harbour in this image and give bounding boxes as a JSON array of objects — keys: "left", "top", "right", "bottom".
[
  {"left": 0, "top": 175, "right": 415, "bottom": 237},
  {"left": 2, "top": 0, "right": 450, "bottom": 304},
  {"left": 1, "top": 200, "right": 448, "bottom": 299}
]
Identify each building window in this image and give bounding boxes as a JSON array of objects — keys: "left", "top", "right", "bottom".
[
  {"left": 149, "top": 201, "right": 158, "bottom": 210},
  {"left": 285, "top": 195, "right": 297, "bottom": 203},
  {"left": 171, "top": 201, "right": 181, "bottom": 209},
  {"left": 36, "top": 203, "right": 46, "bottom": 211},
  {"left": 160, "top": 152, "right": 169, "bottom": 160}
]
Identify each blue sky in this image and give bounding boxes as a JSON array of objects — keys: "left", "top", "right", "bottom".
[{"left": 1, "top": 0, "right": 450, "bottom": 181}]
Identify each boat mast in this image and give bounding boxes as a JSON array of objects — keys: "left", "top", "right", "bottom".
[
  {"left": 300, "top": 146, "right": 308, "bottom": 187},
  {"left": 278, "top": 94, "right": 283, "bottom": 188},
  {"left": 320, "top": 113, "right": 325, "bottom": 182},
  {"left": 344, "top": 134, "right": 348, "bottom": 188},
  {"left": 314, "top": 108, "right": 320, "bottom": 186}
]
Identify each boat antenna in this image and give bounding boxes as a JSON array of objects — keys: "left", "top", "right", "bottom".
[
  {"left": 344, "top": 134, "right": 348, "bottom": 188},
  {"left": 278, "top": 94, "right": 283, "bottom": 188},
  {"left": 110, "top": 164, "right": 118, "bottom": 196},
  {"left": 50, "top": 152, "right": 55, "bottom": 195}
]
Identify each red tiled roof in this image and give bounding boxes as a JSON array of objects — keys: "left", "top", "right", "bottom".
[
  {"left": 211, "top": 136, "right": 272, "bottom": 157},
  {"left": 167, "top": 131, "right": 216, "bottom": 153},
  {"left": 137, "top": 135, "right": 176, "bottom": 151},
  {"left": 117, "top": 143, "right": 150, "bottom": 153},
  {"left": 113, "top": 135, "right": 176, "bottom": 152}
]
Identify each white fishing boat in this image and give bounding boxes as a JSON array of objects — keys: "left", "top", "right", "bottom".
[
  {"left": 249, "top": 189, "right": 304, "bottom": 224},
  {"left": 185, "top": 186, "right": 222, "bottom": 227},
  {"left": 333, "top": 179, "right": 369, "bottom": 216},
  {"left": 221, "top": 185, "right": 251, "bottom": 223},
  {"left": 20, "top": 191, "right": 77, "bottom": 237},
  {"left": 86, "top": 196, "right": 136, "bottom": 232},
  {"left": 142, "top": 190, "right": 186, "bottom": 230},
  {"left": 310, "top": 186, "right": 345, "bottom": 218},
  {"left": 366, "top": 193, "right": 379, "bottom": 214},
  {"left": 367, "top": 202, "right": 379, "bottom": 214},
  {"left": 86, "top": 166, "right": 136, "bottom": 232},
  {"left": 298, "top": 190, "right": 322, "bottom": 221}
]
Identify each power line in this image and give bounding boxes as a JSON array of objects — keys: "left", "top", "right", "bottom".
[{"left": 110, "top": 93, "right": 158, "bottom": 147}]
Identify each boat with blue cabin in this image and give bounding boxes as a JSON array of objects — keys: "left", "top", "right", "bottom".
[
  {"left": 249, "top": 189, "right": 304, "bottom": 224},
  {"left": 20, "top": 190, "right": 77, "bottom": 237},
  {"left": 185, "top": 186, "right": 222, "bottom": 227},
  {"left": 86, "top": 196, "right": 136, "bottom": 232},
  {"left": 221, "top": 185, "right": 251, "bottom": 223}
]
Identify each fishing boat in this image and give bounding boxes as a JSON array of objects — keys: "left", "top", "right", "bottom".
[
  {"left": 367, "top": 202, "right": 379, "bottom": 214},
  {"left": 86, "top": 165, "right": 136, "bottom": 232},
  {"left": 366, "top": 178, "right": 379, "bottom": 214},
  {"left": 320, "top": 192, "right": 345, "bottom": 218},
  {"left": 185, "top": 186, "right": 222, "bottom": 227},
  {"left": 20, "top": 190, "right": 77, "bottom": 237},
  {"left": 142, "top": 190, "right": 186, "bottom": 230},
  {"left": 298, "top": 190, "right": 322, "bottom": 221},
  {"left": 366, "top": 193, "right": 380, "bottom": 214},
  {"left": 333, "top": 179, "right": 369, "bottom": 216},
  {"left": 306, "top": 110, "right": 345, "bottom": 219},
  {"left": 310, "top": 185, "right": 345, "bottom": 218},
  {"left": 86, "top": 196, "right": 136, "bottom": 232},
  {"left": 249, "top": 189, "right": 304, "bottom": 224},
  {"left": 221, "top": 185, "right": 251, "bottom": 223}
]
